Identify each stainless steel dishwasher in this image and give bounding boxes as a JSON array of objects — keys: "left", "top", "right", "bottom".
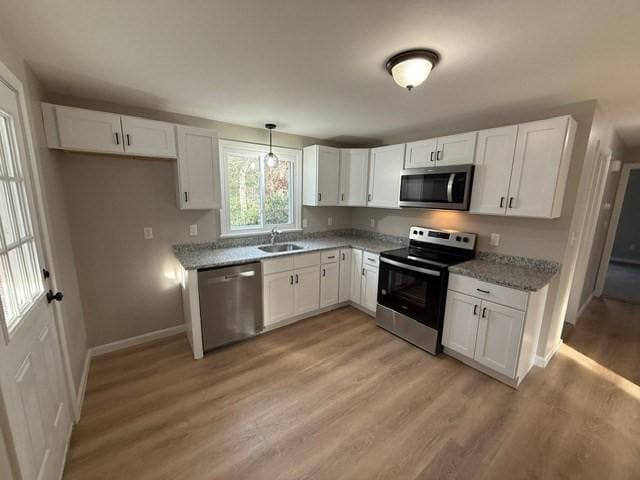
[{"left": 198, "top": 262, "right": 263, "bottom": 352}]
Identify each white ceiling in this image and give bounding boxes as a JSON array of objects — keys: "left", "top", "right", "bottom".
[{"left": 2, "top": 0, "right": 640, "bottom": 145}]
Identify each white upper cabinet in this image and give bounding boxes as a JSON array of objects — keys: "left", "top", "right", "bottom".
[
  {"left": 436, "top": 132, "right": 478, "bottom": 166},
  {"left": 469, "top": 125, "right": 518, "bottom": 215},
  {"left": 303, "top": 145, "right": 340, "bottom": 206},
  {"left": 54, "top": 105, "right": 125, "bottom": 154},
  {"left": 404, "top": 132, "right": 477, "bottom": 168},
  {"left": 404, "top": 138, "right": 438, "bottom": 168},
  {"left": 507, "top": 116, "right": 576, "bottom": 218},
  {"left": 176, "top": 126, "right": 219, "bottom": 210},
  {"left": 339, "top": 149, "right": 369, "bottom": 206},
  {"left": 368, "top": 144, "right": 405, "bottom": 208},
  {"left": 121, "top": 115, "right": 176, "bottom": 158}
]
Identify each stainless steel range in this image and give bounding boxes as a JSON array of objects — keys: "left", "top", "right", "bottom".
[{"left": 376, "top": 226, "right": 476, "bottom": 355}]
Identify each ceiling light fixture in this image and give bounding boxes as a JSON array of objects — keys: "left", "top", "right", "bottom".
[
  {"left": 385, "top": 49, "right": 440, "bottom": 91},
  {"left": 264, "top": 123, "right": 279, "bottom": 168}
]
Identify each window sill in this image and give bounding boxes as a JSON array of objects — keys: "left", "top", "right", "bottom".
[{"left": 218, "top": 228, "right": 303, "bottom": 239}]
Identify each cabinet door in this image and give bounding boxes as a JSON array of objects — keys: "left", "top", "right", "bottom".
[
  {"left": 436, "top": 132, "right": 477, "bottom": 166},
  {"left": 294, "top": 265, "right": 321, "bottom": 315},
  {"left": 320, "top": 262, "right": 340, "bottom": 308},
  {"left": 442, "top": 291, "right": 480, "bottom": 358},
  {"left": 362, "top": 266, "right": 379, "bottom": 312},
  {"left": 368, "top": 144, "right": 405, "bottom": 208},
  {"left": 404, "top": 138, "right": 438, "bottom": 168},
  {"left": 55, "top": 105, "right": 124, "bottom": 154},
  {"left": 318, "top": 146, "right": 340, "bottom": 205},
  {"left": 339, "top": 149, "right": 369, "bottom": 206},
  {"left": 263, "top": 272, "right": 296, "bottom": 326},
  {"left": 121, "top": 115, "right": 177, "bottom": 158},
  {"left": 349, "top": 249, "right": 363, "bottom": 305},
  {"left": 338, "top": 249, "right": 352, "bottom": 303},
  {"left": 474, "top": 301, "right": 525, "bottom": 378},
  {"left": 176, "top": 126, "right": 219, "bottom": 210},
  {"left": 469, "top": 126, "right": 517, "bottom": 215},
  {"left": 507, "top": 116, "right": 570, "bottom": 218}
]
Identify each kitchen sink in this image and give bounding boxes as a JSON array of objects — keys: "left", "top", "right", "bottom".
[{"left": 258, "top": 243, "right": 304, "bottom": 253}]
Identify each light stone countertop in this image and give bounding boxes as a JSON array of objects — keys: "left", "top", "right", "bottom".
[
  {"left": 173, "top": 232, "right": 404, "bottom": 270},
  {"left": 448, "top": 252, "right": 561, "bottom": 292}
]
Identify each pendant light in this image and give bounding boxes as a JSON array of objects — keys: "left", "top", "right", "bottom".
[
  {"left": 385, "top": 49, "right": 440, "bottom": 91},
  {"left": 264, "top": 123, "right": 279, "bottom": 168}
]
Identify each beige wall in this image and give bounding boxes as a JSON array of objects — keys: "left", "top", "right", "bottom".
[
  {"left": 353, "top": 100, "right": 599, "bottom": 358},
  {"left": 48, "top": 95, "right": 351, "bottom": 347},
  {"left": 0, "top": 33, "right": 88, "bottom": 393}
]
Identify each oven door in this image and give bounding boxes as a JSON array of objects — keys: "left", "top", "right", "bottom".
[
  {"left": 377, "top": 257, "right": 443, "bottom": 329},
  {"left": 399, "top": 165, "right": 473, "bottom": 210}
]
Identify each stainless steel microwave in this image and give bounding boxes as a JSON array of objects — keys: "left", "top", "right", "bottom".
[{"left": 399, "top": 164, "right": 474, "bottom": 210}]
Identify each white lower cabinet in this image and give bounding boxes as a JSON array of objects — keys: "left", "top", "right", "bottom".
[
  {"left": 295, "top": 265, "right": 321, "bottom": 315},
  {"left": 338, "top": 249, "right": 352, "bottom": 302},
  {"left": 263, "top": 271, "right": 296, "bottom": 326},
  {"left": 349, "top": 249, "right": 363, "bottom": 304},
  {"left": 320, "top": 262, "right": 339, "bottom": 308},
  {"left": 443, "top": 273, "right": 548, "bottom": 387},
  {"left": 362, "top": 265, "right": 379, "bottom": 312}
]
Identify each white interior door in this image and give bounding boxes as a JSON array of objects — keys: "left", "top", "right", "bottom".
[{"left": 0, "top": 78, "right": 71, "bottom": 480}]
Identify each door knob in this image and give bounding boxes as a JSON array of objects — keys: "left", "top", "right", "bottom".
[{"left": 46, "top": 290, "right": 64, "bottom": 304}]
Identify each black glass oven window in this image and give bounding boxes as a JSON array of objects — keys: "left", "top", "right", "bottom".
[{"left": 400, "top": 172, "right": 468, "bottom": 203}]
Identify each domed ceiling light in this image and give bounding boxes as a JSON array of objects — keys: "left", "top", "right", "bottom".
[
  {"left": 264, "top": 123, "right": 279, "bottom": 168},
  {"left": 385, "top": 49, "right": 440, "bottom": 91}
]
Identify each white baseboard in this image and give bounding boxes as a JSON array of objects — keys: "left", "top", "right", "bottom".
[
  {"left": 610, "top": 256, "right": 640, "bottom": 266},
  {"left": 534, "top": 340, "right": 562, "bottom": 368},
  {"left": 75, "top": 350, "right": 91, "bottom": 421},
  {"left": 89, "top": 325, "right": 185, "bottom": 358}
]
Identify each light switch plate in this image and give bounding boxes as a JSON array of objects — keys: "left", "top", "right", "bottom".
[
  {"left": 143, "top": 227, "right": 153, "bottom": 240},
  {"left": 189, "top": 224, "right": 198, "bottom": 236},
  {"left": 490, "top": 233, "right": 500, "bottom": 246}
]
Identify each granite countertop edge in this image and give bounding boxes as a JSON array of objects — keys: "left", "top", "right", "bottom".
[
  {"left": 173, "top": 233, "right": 403, "bottom": 270},
  {"left": 448, "top": 252, "right": 561, "bottom": 293}
]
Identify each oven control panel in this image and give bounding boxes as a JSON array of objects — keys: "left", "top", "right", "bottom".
[{"left": 409, "top": 226, "right": 476, "bottom": 250}]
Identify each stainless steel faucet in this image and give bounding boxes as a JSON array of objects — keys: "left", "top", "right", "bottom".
[{"left": 270, "top": 227, "right": 281, "bottom": 244}]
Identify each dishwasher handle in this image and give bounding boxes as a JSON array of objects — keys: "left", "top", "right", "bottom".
[{"left": 206, "top": 270, "right": 256, "bottom": 284}]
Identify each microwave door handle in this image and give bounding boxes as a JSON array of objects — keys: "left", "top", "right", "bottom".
[{"left": 447, "top": 173, "right": 455, "bottom": 203}]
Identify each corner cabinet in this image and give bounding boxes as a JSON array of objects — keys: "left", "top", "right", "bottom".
[
  {"left": 470, "top": 115, "right": 576, "bottom": 219},
  {"left": 367, "top": 144, "right": 405, "bottom": 208},
  {"left": 443, "top": 273, "right": 549, "bottom": 387},
  {"left": 303, "top": 145, "right": 340, "bottom": 206},
  {"left": 176, "top": 126, "right": 219, "bottom": 210}
]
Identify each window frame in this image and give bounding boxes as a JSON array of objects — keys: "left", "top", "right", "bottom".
[{"left": 219, "top": 139, "right": 302, "bottom": 238}]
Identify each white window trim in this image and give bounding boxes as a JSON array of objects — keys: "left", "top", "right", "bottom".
[{"left": 219, "top": 139, "right": 302, "bottom": 238}]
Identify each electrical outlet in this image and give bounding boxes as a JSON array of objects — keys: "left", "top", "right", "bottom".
[
  {"left": 327, "top": 216, "right": 333, "bottom": 226},
  {"left": 490, "top": 233, "right": 500, "bottom": 246},
  {"left": 189, "top": 224, "right": 198, "bottom": 236},
  {"left": 302, "top": 218, "right": 308, "bottom": 228},
  {"left": 370, "top": 218, "right": 375, "bottom": 228},
  {"left": 143, "top": 227, "right": 153, "bottom": 240}
]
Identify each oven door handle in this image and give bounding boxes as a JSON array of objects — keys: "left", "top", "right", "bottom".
[
  {"left": 447, "top": 173, "right": 455, "bottom": 203},
  {"left": 380, "top": 257, "right": 441, "bottom": 277}
]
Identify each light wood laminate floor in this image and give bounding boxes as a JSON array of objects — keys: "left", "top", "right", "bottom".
[{"left": 64, "top": 300, "right": 640, "bottom": 479}]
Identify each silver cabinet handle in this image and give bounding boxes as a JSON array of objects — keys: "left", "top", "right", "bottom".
[{"left": 114, "top": 132, "right": 120, "bottom": 145}]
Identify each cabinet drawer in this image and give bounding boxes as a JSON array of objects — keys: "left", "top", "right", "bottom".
[
  {"left": 262, "top": 256, "right": 294, "bottom": 275},
  {"left": 363, "top": 253, "right": 379, "bottom": 268},
  {"left": 294, "top": 252, "right": 321, "bottom": 269},
  {"left": 321, "top": 250, "right": 339, "bottom": 264},
  {"left": 448, "top": 273, "right": 528, "bottom": 311}
]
